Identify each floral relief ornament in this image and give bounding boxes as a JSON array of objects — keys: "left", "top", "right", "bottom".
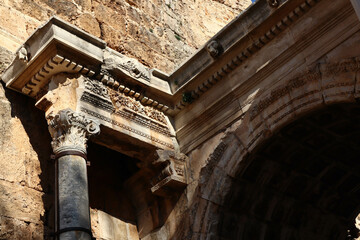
[
  {"left": 109, "top": 90, "right": 167, "bottom": 124},
  {"left": 84, "top": 77, "right": 109, "bottom": 99},
  {"left": 48, "top": 109, "right": 100, "bottom": 154}
]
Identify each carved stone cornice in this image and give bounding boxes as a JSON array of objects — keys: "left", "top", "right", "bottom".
[
  {"left": 48, "top": 109, "right": 100, "bottom": 155},
  {"left": 173, "top": 0, "right": 322, "bottom": 112},
  {"left": 150, "top": 150, "right": 187, "bottom": 197},
  {"left": 20, "top": 55, "right": 96, "bottom": 98},
  {"left": 2, "top": 0, "right": 353, "bottom": 156},
  {"left": 20, "top": 54, "right": 172, "bottom": 114}
]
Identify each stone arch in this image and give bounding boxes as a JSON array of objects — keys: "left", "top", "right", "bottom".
[{"left": 192, "top": 57, "right": 360, "bottom": 239}]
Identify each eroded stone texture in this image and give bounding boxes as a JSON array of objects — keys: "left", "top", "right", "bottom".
[
  {"left": 0, "top": 46, "right": 54, "bottom": 239},
  {"left": 0, "top": 46, "right": 13, "bottom": 74},
  {"left": 0, "top": 215, "right": 43, "bottom": 240},
  {"left": 0, "top": 0, "right": 251, "bottom": 72}
]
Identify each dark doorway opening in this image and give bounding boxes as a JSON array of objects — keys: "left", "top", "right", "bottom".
[
  {"left": 220, "top": 103, "right": 360, "bottom": 239},
  {"left": 87, "top": 142, "right": 140, "bottom": 232}
]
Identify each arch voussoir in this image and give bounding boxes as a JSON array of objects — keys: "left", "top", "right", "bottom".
[{"left": 195, "top": 57, "right": 360, "bottom": 240}]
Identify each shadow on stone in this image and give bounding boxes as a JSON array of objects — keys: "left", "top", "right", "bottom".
[{"left": 2, "top": 81, "right": 55, "bottom": 239}]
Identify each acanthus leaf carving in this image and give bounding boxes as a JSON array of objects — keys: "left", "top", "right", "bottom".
[{"left": 48, "top": 108, "right": 100, "bottom": 154}]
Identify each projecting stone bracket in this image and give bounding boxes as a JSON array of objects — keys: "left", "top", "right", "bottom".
[{"left": 150, "top": 149, "right": 188, "bottom": 197}]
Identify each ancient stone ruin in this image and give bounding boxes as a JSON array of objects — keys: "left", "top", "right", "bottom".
[{"left": 1, "top": 0, "right": 360, "bottom": 239}]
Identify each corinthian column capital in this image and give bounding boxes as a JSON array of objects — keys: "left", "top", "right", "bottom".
[{"left": 48, "top": 108, "right": 100, "bottom": 155}]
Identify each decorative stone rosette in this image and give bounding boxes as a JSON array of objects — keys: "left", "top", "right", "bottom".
[{"left": 48, "top": 109, "right": 100, "bottom": 155}]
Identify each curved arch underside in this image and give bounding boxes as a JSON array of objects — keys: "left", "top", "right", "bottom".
[{"left": 219, "top": 103, "right": 360, "bottom": 240}]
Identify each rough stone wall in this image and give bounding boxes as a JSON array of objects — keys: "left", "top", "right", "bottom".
[
  {"left": 0, "top": 46, "right": 54, "bottom": 239},
  {"left": 0, "top": 0, "right": 251, "bottom": 72}
]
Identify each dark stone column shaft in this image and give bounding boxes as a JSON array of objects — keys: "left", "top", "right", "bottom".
[
  {"left": 57, "top": 155, "right": 91, "bottom": 240},
  {"left": 48, "top": 109, "right": 100, "bottom": 240}
]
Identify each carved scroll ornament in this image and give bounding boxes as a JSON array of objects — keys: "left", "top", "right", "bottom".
[{"left": 48, "top": 109, "right": 100, "bottom": 155}]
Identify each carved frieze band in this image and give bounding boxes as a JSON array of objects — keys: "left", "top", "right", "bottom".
[
  {"left": 108, "top": 89, "right": 167, "bottom": 124},
  {"left": 80, "top": 107, "right": 174, "bottom": 149},
  {"left": 81, "top": 92, "right": 171, "bottom": 137},
  {"left": 250, "top": 57, "right": 360, "bottom": 121},
  {"left": 81, "top": 78, "right": 171, "bottom": 137},
  {"left": 174, "top": 0, "right": 321, "bottom": 111},
  {"left": 48, "top": 108, "right": 100, "bottom": 154},
  {"left": 244, "top": 57, "right": 360, "bottom": 151},
  {"left": 250, "top": 69, "right": 321, "bottom": 120},
  {"left": 199, "top": 141, "right": 227, "bottom": 182}
]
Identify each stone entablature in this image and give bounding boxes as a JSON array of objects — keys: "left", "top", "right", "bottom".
[
  {"left": 79, "top": 77, "right": 175, "bottom": 151},
  {"left": 0, "top": 0, "right": 330, "bottom": 156},
  {"left": 1, "top": 17, "right": 177, "bottom": 155},
  {"left": 1, "top": 0, "right": 359, "bottom": 156}
]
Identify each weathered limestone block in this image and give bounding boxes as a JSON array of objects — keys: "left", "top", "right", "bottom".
[
  {"left": 0, "top": 46, "right": 54, "bottom": 235},
  {"left": 0, "top": 5, "right": 40, "bottom": 44},
  {"left": 0, "top": 180, "right": 44, "bottom": 224},
  {"left": 43, "top": 74, "right": 81, "bottom": 116},
  {"left": 0, "top": 76, "right": 51, "bottom": 191},
  {"left": 0, "top": 215, "right": 43, "bottom": 240},
  {"left": 0, "top": 46, "right": 14, "bottom": 74},
  {"left": 95, "top": 210, "right": 139, "bottom": 240},
  {"left": 76, "top": 13, "right": 101, "bottom": 38}
]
